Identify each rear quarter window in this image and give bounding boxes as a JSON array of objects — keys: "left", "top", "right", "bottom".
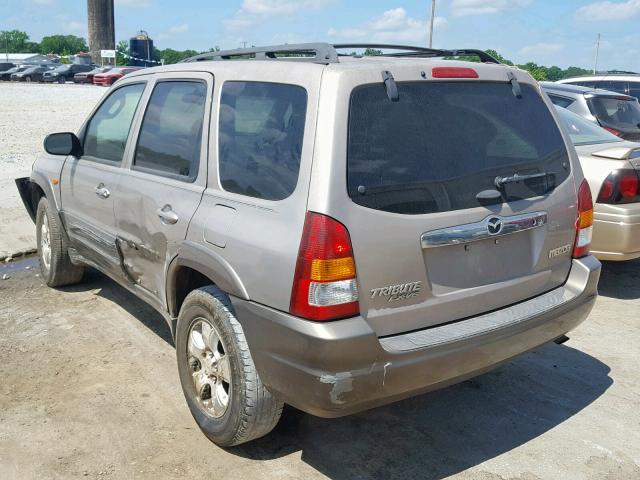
[
  {"left": 347, "top": 82, "right": 570, "bottom": 214},
  {"left": 218, "top": 81, "right": 307, "bottom": 201}
]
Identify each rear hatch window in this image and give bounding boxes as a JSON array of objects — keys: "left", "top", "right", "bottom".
[
  {"left": 347, "top": 82, "right": 570, "bottom": 214},
  {"left": 586, "top": 95, "right": 640, "bottom": 138}
]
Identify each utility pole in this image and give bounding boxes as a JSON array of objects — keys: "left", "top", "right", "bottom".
[
  {"left": 593, "top": 33, "right": 601, "bottom": 75},
  {"left": 428, "top": 0, "right": 436, "bottom": 48}
]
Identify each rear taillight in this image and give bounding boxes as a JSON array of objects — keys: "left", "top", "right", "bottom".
[
  {"left": 596, "top": 169, "right": 640, "bottom": 204},
  {"left": 290, "top": 212, "right": 359, "bottom": 321},
  {"left": 573, "top": 179, "right": 594, "bottom": 258},
  {"left": 431, "top": 67, "right": 479, "bottom": 79},
  {"left": 603, "top": 126, "right": 623, "bottom": 137}
]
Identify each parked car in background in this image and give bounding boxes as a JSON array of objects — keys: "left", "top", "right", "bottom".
[
  {"left": 43, "top": 63, "right": 95, "bottom": 83},
  {"left": 0, "top": 62, "right": 16, "bottom": 72},
  {"left": 10, "top": 65, "right": 50, "bottom": 82},
  {"left": 93, "top": 66, "right": 142, "bottom": 86},
  {"left": 0, "top": 64, "right": 29, "bottom": 81},
  {"left": 555, "top": 105, "right": 640, "bottom": 261},
  {"left": 542, "top": 82, "right": 640, "bottom": 141},
  {"left": 74, "top": 66, "right": 111, "bottom": 84},
  {"left": 16, "top": 43, "right": 600, "bottom": 447},
  {"left": 557, "top": 74, "right": 640, "bottom": 102}
]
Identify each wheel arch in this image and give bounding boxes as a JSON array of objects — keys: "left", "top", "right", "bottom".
[{"left": 166, "top": 241, "right": 249, "bottom": 319}]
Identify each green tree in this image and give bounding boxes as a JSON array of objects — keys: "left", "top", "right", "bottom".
[
  {"left": 39, "top": 35, "right": 87, "bottom": 55},
  {"left": 545, "top": 66, "right": 564, "bottom": 82},
  {"left": 517, "top": 62, "right": 548, "bottom": 81},
  {"left": 485, "top": 49, "right": 513, "bottom": 65},
  {"left": 157, "top": 48, "right": 199, "bottom": 64},
  {"left": 0, "top": 30, "right": 30, "bottom": 52},
  {"left": 116, "top": 39, "right": 130, "bottom": 65},
  {"left": 364, "top": 48, "right": 383, "bottom": 56}
]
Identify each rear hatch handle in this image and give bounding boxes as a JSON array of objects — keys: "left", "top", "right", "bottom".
[{"left": 421, "top": 211, "right": 548, "bottom": 248}]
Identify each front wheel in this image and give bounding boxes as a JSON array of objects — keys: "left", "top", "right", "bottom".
[
  {"left": 176, "top": 286, "right": 283, "bottom": 447},
  {"left": 36, "top": 198, "right": 84, "bottom": 287},
  {"left": 25, "top": 76, "right": 31, "bottom": 82},
  {"left": 58, "top": 77, "right": 65, "bottom": 84}
]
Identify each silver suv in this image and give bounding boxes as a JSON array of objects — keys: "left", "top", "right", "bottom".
[{"left": 16, "top": 43, "right": 601, "bottom": 446}]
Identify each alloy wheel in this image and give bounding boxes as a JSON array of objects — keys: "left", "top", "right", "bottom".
[{"left": 187, "top": 318, "right": 231, "bottom": 418}]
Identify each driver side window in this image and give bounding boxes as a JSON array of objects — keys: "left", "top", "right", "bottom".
[{"left": 83, "top": 83, "right": 145, "bottom": 163}]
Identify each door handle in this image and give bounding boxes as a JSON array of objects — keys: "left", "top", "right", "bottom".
[
  {"left": 157, "top": 205, "right": 179, "bottom": 225},
  {"left": 95, "top": 183, "right": 110, "bottom": 199}
]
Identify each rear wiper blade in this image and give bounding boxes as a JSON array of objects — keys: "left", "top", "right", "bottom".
[{"left": 494, "top": 172, "right": 548, "bottom": 188}]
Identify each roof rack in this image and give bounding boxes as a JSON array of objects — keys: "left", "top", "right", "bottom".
[
  {"left": 181, "top": 43, "right": 501, "bottom": 65},
  {"left": 182, "top": 43, "right": 339, "bottom": 64},
  {"left": 333, "top": 44, "right": 500, "bottom": 64}
]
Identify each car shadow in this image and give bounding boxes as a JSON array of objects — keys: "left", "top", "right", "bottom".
[
  {"left": 230, "top": 345, "right": 611, "bottom": 480},
  {"left": 598, "top": 258, "right": 640, "bottom": 300},
  {"left": 60, "top": 266, "right": 612, "bottom": 480},
  {"left": 60, "top": 267, "right": 174, "bottom": 346}
]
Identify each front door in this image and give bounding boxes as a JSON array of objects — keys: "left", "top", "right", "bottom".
[
  {"left": 114, "top": 74, "right": 212, "bottom": 303},
  {"left": 60, "top": 81, "right": 147, "bottom": 275}
]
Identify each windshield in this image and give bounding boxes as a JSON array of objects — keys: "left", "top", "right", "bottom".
[
  {"left": 587, "top": 96, "right": 640, "bottom": 131},
  {"left": 54, "top": 65, "right": 71, "bottom": 72},
  {"left": 555, "top": 106, "right": 622, "bottom": 146},
  {"left": 347, "top": 82, "right": 570, "bottom": 215}
]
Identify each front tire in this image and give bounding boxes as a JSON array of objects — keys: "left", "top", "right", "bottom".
[
  {"left": 36, "top": 198, "right": 84, "bottom": 287},
  {"left": 25, "top": 76, "right": 31, "bottom": 82},
  {"left": 176, "top": 286, "right": 283, "bottom": 447},
  {"left": 58, "top": 77, "right": 65, "bottom": 84}
]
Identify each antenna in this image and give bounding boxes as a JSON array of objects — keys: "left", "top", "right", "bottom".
[
  {"left": 593, "top": 33, "right": 600, "bottom": 75},
  {"left": 428, "top": 0, "right": 436, "bottom": 48}
]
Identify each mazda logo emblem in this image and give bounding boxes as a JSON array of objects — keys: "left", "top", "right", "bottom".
[{"left": 487, "top": 217, "right": 503, "bottom": 235}]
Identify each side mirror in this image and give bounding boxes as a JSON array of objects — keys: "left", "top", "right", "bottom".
[{"left": 44, "top": 132, "right": 83, "bottom": 157}]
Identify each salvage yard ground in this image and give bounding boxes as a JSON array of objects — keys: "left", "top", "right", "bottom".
[{"left": 0, "top": 83, "right": 639, "bottom": 480}]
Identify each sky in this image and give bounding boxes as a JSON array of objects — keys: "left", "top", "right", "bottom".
[{"left": 3, "top": 0, "right": 640, "bottom": 71}]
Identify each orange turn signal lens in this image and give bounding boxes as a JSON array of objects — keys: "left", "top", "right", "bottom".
[
  {"left": 310, "top": 257, "right": 356, "bottom": 282},
  {"left": 578, "top": 209, "right": 593, "bottom": 229}
]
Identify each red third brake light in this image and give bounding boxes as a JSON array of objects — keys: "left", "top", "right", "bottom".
[
  {"left": 432, "top": 67, "right": 479, "bottom": 79},
  {"left": 290, "top": 212, "right": 359, "bottom": 321},
  {"left": 573, "top": 180, "right": 594, "bottom": 258}
]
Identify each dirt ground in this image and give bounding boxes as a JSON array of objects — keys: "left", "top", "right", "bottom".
[{"left": 0, "top": 256, "right": 639, "bottom": 480}]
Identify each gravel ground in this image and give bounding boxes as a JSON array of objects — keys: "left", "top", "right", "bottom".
[
  {"left": 0, "top": 258, "right": 639, "bottom": 479},
  {"left": 0, "top": 82, "right": 104, "bottom": 259}
]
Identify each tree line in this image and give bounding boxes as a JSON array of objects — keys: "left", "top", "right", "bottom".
[{"left": 0, "top": 29, "right": 605, "bottom": 78}]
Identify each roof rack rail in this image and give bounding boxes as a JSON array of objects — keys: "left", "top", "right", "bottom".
[
  {"left": 181, "top": 43, "right": 501, "bottom": 65},
  {"left": 333, "top": 44, "right": 500, "bottom": 63},
  {"left": 181, "top": 43, "right": 338, "bottom": 64}
]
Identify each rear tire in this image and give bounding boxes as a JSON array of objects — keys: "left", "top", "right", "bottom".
[
  {"left": 176, "top": 286, "right": 283, "bottom": 447},
  {"left": 36, "top": 198, "right": 84, "bottom": 287}
]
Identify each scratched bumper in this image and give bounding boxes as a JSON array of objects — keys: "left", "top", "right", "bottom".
[{"left": 231, "top": 256, "right": 600, "bottom": 418}]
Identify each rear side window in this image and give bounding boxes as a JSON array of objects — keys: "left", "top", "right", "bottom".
[
  {"left": 348, "top": 82, "right": 570, "bottom": 215},
  {"left": 218, "top": 81, "right": 307, "bottom": 200},
  {"left": 84, "top": 83, "right": 145, "bottom": 163},
  {"left": 547, "top": 93, "right": 574, "bottom": 108},
  {"left": 134, "top": 81, "right": 207, "bottom": 180}
]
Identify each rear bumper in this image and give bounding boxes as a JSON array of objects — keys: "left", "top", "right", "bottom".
[
  {"left": 592, "top": 204, "right": 640, "bottom": 261},
  {"left": 232, "top": 256, "right": 600, "bottom": 418}
]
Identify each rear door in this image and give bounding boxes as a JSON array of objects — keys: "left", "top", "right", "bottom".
[
  {"left": 113, "top": 72, "right": 211, "bottom": 302},
  {"left": 60, "top": 81, "right": 147, "bottom": 276},
  {"left": 314, "top": 70, "right": 579, "bottom": 337}
]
